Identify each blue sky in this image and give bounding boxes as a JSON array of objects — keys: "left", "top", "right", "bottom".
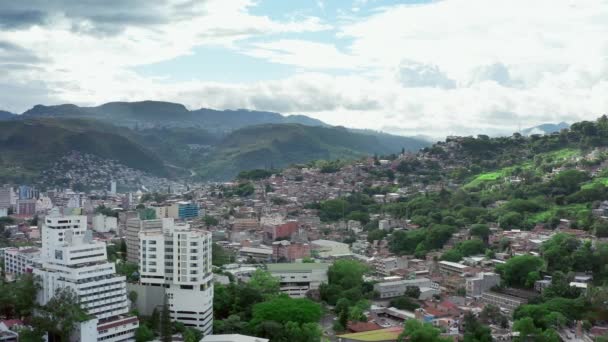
[{"left": 1, "top": 0, "right": 607, "bottom": 137}]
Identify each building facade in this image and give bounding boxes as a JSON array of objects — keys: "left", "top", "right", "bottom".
[
  {"left": 3, "top": 247, "right": 40, "bottom": 276},
  {"left": 465, "top": 272, "right": 500, "bottom": 297},
  {"left": 267, "top": 263, "right": 329, "bottom": 298},
  {"left": 125, "top": 218, "right": 163, "bottom": 264},
  {"left": 139, "top": 219, "right": 214, "bottom": 334},
  {"left": 33, "top": 210, "right": 139, "bottom": 341},
  {"left": 374, "top": 278, "right": 440, "bottom": 299}
]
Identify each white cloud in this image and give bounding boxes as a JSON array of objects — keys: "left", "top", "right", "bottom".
[{"left": 1, "top": 0, "right": 608, "bottom": 138}]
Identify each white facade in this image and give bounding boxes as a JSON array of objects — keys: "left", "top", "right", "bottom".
[
  {"left": 0, "top": 207, "right": 7, "bottom": 217},
  {"left": 373, "top": 257, "right": 408, "bottom": 276},
  {"left": 139, "top": 219, "right": 214, "bottom": 334},
  {"left": 34, "top": 210, "right": 138, "bottom": 341},
  {"left": 3, "top": 247, "right": 40, "bottom": 276},
  {"left": 93, "top": 214, "right": 118, "bottom": 233},
  {"left": 267, "top": 263, "right": 329, "bottom": 298},
  {"left": 374, "top": 278, "right": 440, "bottom": 299}
]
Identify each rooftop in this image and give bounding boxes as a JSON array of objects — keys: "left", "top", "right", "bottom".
[
  {"left": 267, "top": 263, "right": 330, "bottom": 272},
  {"left": 337, "top": 327, "right": 403, "bottom": 341},
  {"left": 201, "top": 334, "right": 269, "bottom": 342}
]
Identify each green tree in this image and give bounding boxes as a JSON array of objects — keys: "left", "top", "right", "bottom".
[
  {"left": 135, "top": 325, "right": 155, "bottom": 342},
  {"left": 250, "top": 297, "right": 322, "bottom": 327},
  {"left": 398, "top": 319, "right": 451, "bottom": 342},
  {"left": 248, "top": 269, "right": 280, "bottom": 298},
  {"left": 405, "top": 286, "right": 421, "bottom": 299},
  {"left": 160, "top": 298, "right": 172, "bottom": 342},
  {"left": 36, "top": 287, "right": 89, "bottom": 342},
  {"left": 470, "top": 224, "right": 490, "bottom": 243},
  {"left": 496, "top": 255, "right": 544, "bottom": 288}
]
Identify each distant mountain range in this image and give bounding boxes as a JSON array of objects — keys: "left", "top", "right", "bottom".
[
  {"left": 17, "top": 101, "right": 328, "bottom": 132},
  {"left": 0, "top": 101, "right": 432, "bottom": 181},
  {"left": 521, "top": 122, "right": 570, "bottom": 136}
]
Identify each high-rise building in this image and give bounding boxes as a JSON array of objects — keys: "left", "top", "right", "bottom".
[
  {"left": 110, "top": 181, "right": 117, "bottom": 195},
  {"left": 125, "top": 218, "right": 163, "bottom": 264},
  {"left": 33, "top": 210, "right": 139, "bottom": 341},
  {"left": 139, "top": 219, "right": 213, "bottom": 334},
  {"left": 0, "top": 186, "right": 13, "bottom": 210}
]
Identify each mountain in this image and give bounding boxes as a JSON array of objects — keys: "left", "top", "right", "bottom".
[
  {"left": 0, "top": 110, "right": 16, "bottom": 120},
  {"left": 521, "top": 122, "right": 570, "bottom": 136},
  {"left": 21, "top": 101, "right": 328, "bottom": 131},
  {"left": 196, "top": 124, "right": 430, "bottom": 180},
  {"left": 0, "top": 118, "right": 168, "bottom": 182}
]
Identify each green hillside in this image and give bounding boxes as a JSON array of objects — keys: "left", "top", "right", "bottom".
[
  {"left": 0, "top": 118, "right": 168, "bottom": 182},
  {"left": 196, "top": 124, "right": 426, "bottom": 180}
]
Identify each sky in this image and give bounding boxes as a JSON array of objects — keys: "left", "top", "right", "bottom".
[{"left": 1, "top": 0, "right": 608, "bottom": 137}]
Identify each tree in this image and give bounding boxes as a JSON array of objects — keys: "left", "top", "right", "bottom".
[
  {"left": 496, "top": 255, "right": 544, "bottom": 288},
  {"left": 36, "top": 287, "right": 89, "bottom": 342},
  {"left": 398, "top": 319, "right": 451, "bottom": 342},
  {"left": 513, "top": 317, "right": 540, "bottom": 342},
  {"left": 463, "top": 312, "right": 492, "bottom": 342},
  {"left": 389, "top": 296, "right": 420, "bottom": 311},
  {"left": 470, "top": 224, "right": 490, "bottom": 243},
  {"left": 248, "top": 269, "right": 280, "bottom": 298},
  {"left": 479, "top": 304, "right": 508, "bottom": 329},
  {"left": 212, "top": 243, "right": 231, "bottom": 266},
  {"left": 250, "top": 297, "right": 322, "bottom": 327},
  {"left": 135, "top": 324, "right": 154, "bottom": 342},
  {"left": 203, "top": 215, "right": 219, "bottom": 226},
  {"left": 499, "top": 212, "right": 523, "bottom": 229},
  {"left": 128, "top": 290, "right": 138, "bottom": 304},
  {"left": 405, "top": 286, "right": 421, "bottom": 299},
  {"left": 160, "top": 298, "right": 172, "bottom": 342},
  {"left": 214, "top": 315, "right": 247, "bottom": 334}
]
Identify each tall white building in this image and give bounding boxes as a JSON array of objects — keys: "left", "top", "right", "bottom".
[
  {"left": 34, "top": 210, "right": 139, "bottom": 341},
  {"left": 139, "top": 218, "right": 214, "bottom": 334}
]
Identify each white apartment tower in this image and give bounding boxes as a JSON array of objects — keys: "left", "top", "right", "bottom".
[
  {"left": 139, "top": 218, "right": 214, "bottom": 334},
  {"left": 34, "top": 209, "right": 139, "bottom": 341}
]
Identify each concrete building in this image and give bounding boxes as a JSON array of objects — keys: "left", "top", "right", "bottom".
[
  {"left": 239, "top": 247, "right": 273, "bottom": 262},
  {"left": 374, "top": 278, "right": 440, "bottom": 299},
  {"left": 125, "top": 218, "right": 163, "bottom": 264},
  {"left": 310, "top": 239, "right": 350, "bottom": 258},
  {"left": 480, "top": 291, "right": 528, "bottom": 313},
  {"left": 265, "top": 221, "right": 298, "bottom": 241},
  {"left": 373, "top": 257, "right": 408, "bottom": 276},
  {"left": 0, "top": 186, "right": 12, "bottom": 211},
  {"left": 33, "top": 210, "right": 138, "bottom": 341},
  {"left": 466, "top": 272, "right": 501, "bottom": 297},
  {"left": 3, "top": 247, "right": 40, "bottom": 276},
  {"left": 438, "top": 260, "right": 472, "bottom": 276},
  {"left": 16, "top": 199, "right": 36, "bottom": 216},
  {"left": 92, "top": 214, "right": 118, "bottom": 233},
  {"left": 110, "top": 181, "right": 117, "bottom": 195},
  {"left": 267, "top": 263, "right": 329, "bottom": 298},
  {"left": 138, "top": 219, "right": 213, "bottom": 334},
  {"left": 0, "top": 208, "right": 7, "bottom": 217},
  {"left": 272, "top": 240, "right": 310, "bottom": 261}
]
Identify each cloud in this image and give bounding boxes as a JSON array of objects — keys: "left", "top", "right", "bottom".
[
  {"left": 397, "top": 60, "right": 455, "bottom": 88},
  {"left": 1, "top": 0, "right": 608, "bottom": 139}
]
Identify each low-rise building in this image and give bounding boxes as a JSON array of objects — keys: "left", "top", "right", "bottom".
[
  {"left": 481, "top": 291, "right": 528, "bottom": 313},
  {"left": 310, "top": 239, "right": 350, "bottom": 258},
  {"left": 267, "top": 263, "right": 329, "bottom": 298},
  {"left": 374, "top": 278, "right": 440, "bottom": 299},
  {"left": 201, "top": 334, "right": 269, "bottom": 342},
  {"left": 239, "top": 247, "right": 273, "bottom": 262},
  {"left": 272, "top": 241, "right": 310, "bottom": 261},
  {"left": 373, "top": 257, "right": 408, "bottom": 276},
  {"left": 438, "top": 260, "right": 472, "bottom": 276},
  {"left": 3, "top": 247, "right": 40, "bottom": 277},
  {"left": 465, "top": 272, "right": 500, "bottom": 297}
]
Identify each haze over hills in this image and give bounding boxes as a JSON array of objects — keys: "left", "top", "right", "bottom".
[
  {"left": 521, "top": 122, "right": 570, "bottom": 136},
  {"left": 0, "top": 110, "right": 16, "bottom": 120}
]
